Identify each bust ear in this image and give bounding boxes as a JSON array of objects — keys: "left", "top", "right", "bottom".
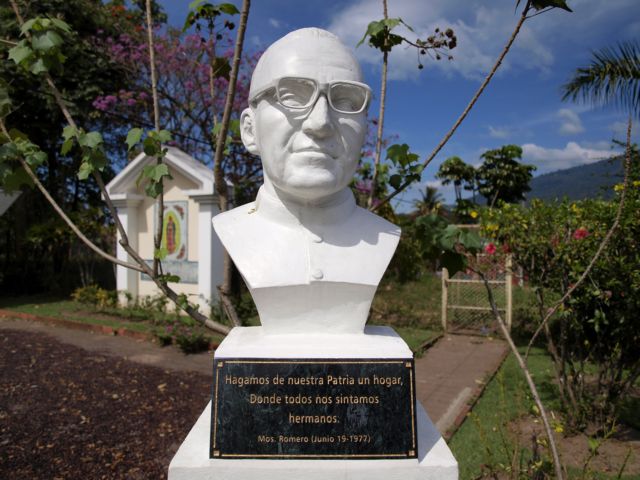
[{"left": 240, "top": 108, "right": 259, "bottom": 155}]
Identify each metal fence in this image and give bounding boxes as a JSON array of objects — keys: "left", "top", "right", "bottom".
[{"left": 441, "top": 254, "right": 512, "bottom": 334}]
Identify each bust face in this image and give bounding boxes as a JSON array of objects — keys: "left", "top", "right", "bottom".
[{"left": 241, "top": 30, "right": 369, "bottom": 203}]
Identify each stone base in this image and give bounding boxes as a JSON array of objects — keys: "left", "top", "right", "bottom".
[
  {"left": 168, "top": 326, "right": 458, "bottom": 479},
  {"left": 169, "top": 400, "right": 457, "bottom": 480}
]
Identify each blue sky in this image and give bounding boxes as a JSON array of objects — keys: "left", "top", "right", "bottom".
[{"left": 159, "top": 0, "right": 639, "bottom": 208}]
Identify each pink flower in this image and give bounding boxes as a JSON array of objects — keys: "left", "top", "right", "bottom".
[
  {"left": 484, "top": 243, "right": 497, "bottom": 255},
  {"left": 573, "top": 227, "right": 589, "bottom": 240}
]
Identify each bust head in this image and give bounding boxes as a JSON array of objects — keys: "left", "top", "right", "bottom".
[{"left": 240, "top": 28, "right": 370, "bottom": 204}]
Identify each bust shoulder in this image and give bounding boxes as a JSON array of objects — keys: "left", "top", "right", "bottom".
[{"left": 212, "top": 198, "right": 401, "bottom": 289}]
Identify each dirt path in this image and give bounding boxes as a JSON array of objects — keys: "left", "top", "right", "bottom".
[
  {"left": 0, "top": 327, "right": 211, "bottom": 479},
  {"left": 0, "top": 318, "right": 212, "bottom": 375},
  {"left": 1, "top": 317, "right": 509, "bottom": 478}
]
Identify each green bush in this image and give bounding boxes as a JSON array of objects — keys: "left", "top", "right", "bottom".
[
  {"left": 71, "top": 285, "right": 117, "bottom": 309},
  {"left": 153, "top": 317, "right": 211, "bottom": 354},
  {"left": 480, "top": 167, "right": 640, "bottom": 429}
]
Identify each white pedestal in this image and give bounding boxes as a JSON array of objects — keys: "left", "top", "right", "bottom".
[{"left": 168, "top": 327, "right": 458, "bottom": 480}]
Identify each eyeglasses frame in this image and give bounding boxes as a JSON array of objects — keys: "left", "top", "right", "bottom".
[{"left": 249, "top": 76, "right": 372, "bottom": 114}]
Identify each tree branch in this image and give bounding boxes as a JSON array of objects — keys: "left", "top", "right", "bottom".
[
  {"left": 367, "top": 0, "right": 388, "bottom": 209},
  {"left": 371, "top": 1, "right": 532, "bottom": 212},
  {"left": 476, "top": 268, "right": 564, "bottom": 480},
  {"left": 211, "top": 0, "right": 251, "bottom": 328},
  {"left": 0, "top": 120, "right": 143, "bottom": 273}
]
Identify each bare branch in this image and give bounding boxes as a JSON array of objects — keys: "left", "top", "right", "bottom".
[
  {"left": 145, "top": 0, "right": 161, "bottom": 131},
  {"left": 0, "top": 120, "right": 143, "bottom": 273},
  {"left": 367, "top": 0, "right": 388, "bottom": 209},
  {"left": 476, "top": 267, "right": 564, "bottom": 480},
  {"left": 371, "top": 1, "right": 532, "bottom": 212},
  {"left": 525, "top": 118, "right": 633, "bottom": 360},
  {"left": 211, "top": 0, "right": 251, "bottom": 328}
]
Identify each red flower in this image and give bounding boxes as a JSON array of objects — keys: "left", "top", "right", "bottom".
[
  {"left": 484, "top": 243, "right": 497, "bottom": 255},
  {"left": 573, "top": 227, "right": 589, "bottom": 240}
]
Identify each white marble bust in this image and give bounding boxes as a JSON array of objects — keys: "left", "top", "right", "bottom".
[{"left": 213, "top": 28, "right": 400, "bottom": 334}]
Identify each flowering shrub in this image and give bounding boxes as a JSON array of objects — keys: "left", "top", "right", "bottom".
[
  {"left": 480, "top": 167, "right": 640, "bottom": 429},
  {"left": 155, "top": 317, "right": 212, "bottom": 354}
]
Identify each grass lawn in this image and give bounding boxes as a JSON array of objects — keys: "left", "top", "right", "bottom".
[
  {"left": 449, "top": 347, "right": 639, "bottom": 479},
  {"left": 0, "top": 274, "right": 445, "bottom": 352}
]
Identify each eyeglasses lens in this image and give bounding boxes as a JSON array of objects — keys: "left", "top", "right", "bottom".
[
  {"left": 276, "top": 78, "right": 367, "bottom": 113},
  {"left": 330, "top": 82, "right": 367, "bottom": 113},
  {"left": 277, "top": 78, "right": 317, "bottom": 109}
]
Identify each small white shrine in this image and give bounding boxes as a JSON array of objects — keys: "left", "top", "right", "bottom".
[{"left": 105, "top": 147, "right": 224, "bottom": 315}]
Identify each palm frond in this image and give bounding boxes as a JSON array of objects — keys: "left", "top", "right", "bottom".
[{"left": 562, "top": 41, "right": 640, "bottom": 116}]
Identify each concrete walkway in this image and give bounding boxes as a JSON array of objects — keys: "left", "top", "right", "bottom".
[
  {"left": 0, "top": 317, "right": 509, "bottom": 439},
  {"left": 415, "top": 334, "right": 510, "bottom": 438}
]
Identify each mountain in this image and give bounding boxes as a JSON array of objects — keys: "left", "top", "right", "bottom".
[{"left": 527, "top": 157, "right": 623, "bottom": 202}]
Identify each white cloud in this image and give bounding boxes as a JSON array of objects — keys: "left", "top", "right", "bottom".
[
  {"left": 268, "top": 18, "right": 281, "bottom": 28},
  {"left": 609, "top": 120, "right": 640, "bottom": 140},
  {"left": 522, "top": 141, "right": 617, "bottom": 173},
  {"left": 326, "top": 0, "right": 555, "bottom": 80},
  {"left": 325, "top": 0, "right": 638, "bottom": 81},
  {"left": 557, "top": 108, "right": 584, "bottom": 135},
  {"left": 488, "top": 126, "right": 510, "bottom": 139}
]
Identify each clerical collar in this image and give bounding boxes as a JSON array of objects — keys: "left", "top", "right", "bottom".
[{"left": 254, "top": 186, "right": 357, "bottom": 227}]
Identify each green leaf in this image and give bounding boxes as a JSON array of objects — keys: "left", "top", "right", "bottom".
[
  {"left": 62, "top": 125, "right": 77, "bottom": 141},
  {"left": 389, "top": 174, "right": 402, "bottom": 190},
  {"left": 143, "top": 137, "right": 158, "bottom": 156},
  {"left": 382, "top": 18, "right": 401, "bottom": 30},
  {"left": 440, "top": 225, "right": 461, "bottom": 251},
  {"left": 0, "top": 143, "right": 19, "bottom": 162},
  {"left": 25, "top": 150, "right": 46, "bottom": 168},
  {"left": 155, "top": 129, "right": 172, "bottom": 144},
  {"left": 158, "top": 273, "right": 181, "bottom": 283},
  {"left": 441, "top": 251, "right": 466, "bottom": 277},
  {"left": 1, "top": 165, "right": 32, "bottom": 191},
  {"left": 218, "top": 3, "right": 240, "bottom": 15},
  {"left": 126, "top": 128, "right": 143, "bottom": 151},
  {"left": 50, "top": 18, "right": 72, "bottom": 33},
  {"left": 77, "top": 161, "right": 93, "bottom": 180},
  {"left": 386, "top": 143, "right": 410, "bottom": 165},
  {"left": 0, "top": 81, "right": 12, "bottom": 118},
  {"left": 188, "top": 0, "right": 205, "bottom": 9},
  {"left": 154, "top": 247, "right": 169, "bottom": 260},
  {"left": 59, "top": 138, "right": 72, "bottom": 156},
  {"left": 149, "top": 163, "right": 170, "bottom": 182},
  {"left": 8, "top": 43, "right": 33, "bottom": 65},
  {"left": 460, "top": 230, "right": 482, "bottom": 251},
  {"left": 31, "top": 30, "right": 63, "bottom": 52},
  {"left": 7, "top": 129, "right": 28, "bottom": 141},
  {"left": 29, "top": 58, "right": 48, "bottom": 74},
  {"left": 531, "top": 0, "right": 573, "bottom": 12},
  {"left": 78, "top": 131, "right": 103, "bottom": 149},
  {"left": 357, "top": 20, "right": 384, "bottom": 47},
  {"left": 228, "top": 119, "right": 240, "bottom": 137},
  {"left": 145, "top": 180, "right": 163, "bottom": 198},
  {"left": 211, "top": 56, "right": 231, "bottom": 80},
  {"left": 20, "top": 19, "right": 38, "bottom": 35}
]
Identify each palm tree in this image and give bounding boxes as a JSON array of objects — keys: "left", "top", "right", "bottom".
[
  {"left": 435, "top": 156, "right": 475, "bottom": 202},
  {"left": 413, "top": 186, "right": 443, "bottom": 216},
  {"left": 562, "top": 41, "right": 640, "bottom": 117}
]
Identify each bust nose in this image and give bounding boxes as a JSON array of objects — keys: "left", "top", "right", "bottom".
[{"left": 301, "top": 95, "right": 335, "bottom": 138}]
